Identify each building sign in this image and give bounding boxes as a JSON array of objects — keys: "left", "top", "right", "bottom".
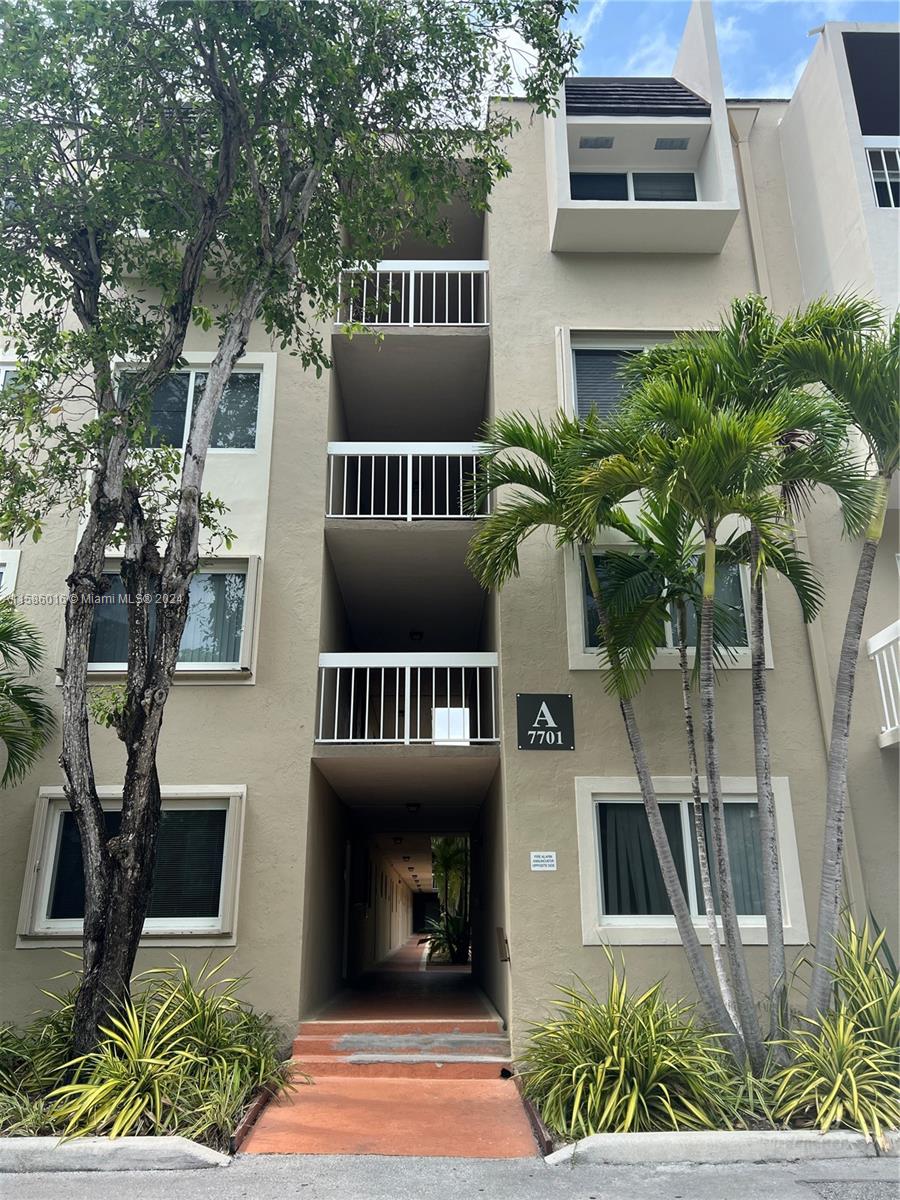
[
  {"left": 530, "top": 851, "right": 557, "bottom": 871},
  {"left": 516, "top": 693, "right": 575, "bottom": 750}
]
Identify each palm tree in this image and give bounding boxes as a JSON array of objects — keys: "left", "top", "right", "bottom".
[
  {"left": 0, "top": 599, "right": 55, "bottom": 786},
  {"left": 596, "top": 496, "right": 741, "bottom": 1031},
  {"left": 467, "top": 410, "right": 743, "bottom": 1053},
  {"left": 587, "top": 382, "right": 852, "bottom": 1072},
  {"left": 778, "top": 314, "right": 900, "bottom": 1018},
  {"left": 620, "top": 295, "right": 880, "bottom": 1036}
]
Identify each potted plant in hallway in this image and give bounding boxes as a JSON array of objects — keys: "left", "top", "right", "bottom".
[{"left": 427, "top": 836, "right": 471, "bottom": 965}]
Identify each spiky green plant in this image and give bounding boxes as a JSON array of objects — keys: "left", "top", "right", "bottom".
[
  {"left": 831, "top": 916, "right": 900, "bottom": 1049},
  {"left": 772, "top": 1007, "right": 900, "bottom": 1147},
  {"left": 519, "top": 954, "right": 746, "bottom": 1137},
  {"left": 0, "top": 599, "right": 55, "bottom": 786}
]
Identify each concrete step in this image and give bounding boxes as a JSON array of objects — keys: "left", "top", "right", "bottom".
[
  {"left": 291, "top": 1031, "right": 512, "bottom": 1058},
  {"left": 297, "top": 1017, "right": 503, "bottom": 1038},
  {"left": 292, "top": 1053, "right": 512, "bottom": 1080}
]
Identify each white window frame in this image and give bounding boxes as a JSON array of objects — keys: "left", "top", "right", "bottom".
[
  {"left": 566, "top": 333, "right": 669, "bottom": 420},
  {"left": 17, "top": 785, "right": 246, "bottom": 947},
  {"left": 569, "top": 169, "right": 701, "bottom": 203},
  {"left": 0, "top": 547, "right": 21, "bottom": 599},
  {"left": 116, "top": 363, "right": 263, "bottom": 454},
  {"left": 563, "top": 543, "right": 772, "bottom": 672},
  {"left": 82, "top": 556, "right": 261, "bottom": 678},
  {"left": 862, "top": 137, "right": 900, "bottom": 210},
  {"left": 574, "top": 775, "right": 807, "bottom": 947}
]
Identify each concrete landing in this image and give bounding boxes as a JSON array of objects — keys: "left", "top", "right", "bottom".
[
  {"left": 241, "top": 1077, "right": 537, "bottom": 1157},
  {"left": 242, "top": 937, "right": 536, "bottom": 1158}
]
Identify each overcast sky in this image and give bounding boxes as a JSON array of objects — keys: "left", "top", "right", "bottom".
[{"left": 566, "top": 0, "right": 897, "bottom": 98}]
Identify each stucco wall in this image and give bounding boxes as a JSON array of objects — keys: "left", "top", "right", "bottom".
[
  {"left": 1, "top": 325, "right": 331, "bottom": 1037},
  {"left": 471, "top": 769, "right": 510, "bottom": 1024},
  {"left": 485, "top": 99, "right": 878, "bottom": 1048}
]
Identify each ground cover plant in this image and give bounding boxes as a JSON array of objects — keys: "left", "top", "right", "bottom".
[
  {"left": 0, "top": 959, "right": 291, "bottom": 1149},
  {"left": 519, "top": 920, "right": 899, "bottom": 1147}
]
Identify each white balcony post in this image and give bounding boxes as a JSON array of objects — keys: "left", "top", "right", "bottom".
[
  {"left": 403, "top": 667, "right": 411, "bottom": 744},
  {"left": 406, "top": 452, "right": 413, "bottom": 521},
  {"left": 407, "top": 268, "right": 415, "bottom": 328}
]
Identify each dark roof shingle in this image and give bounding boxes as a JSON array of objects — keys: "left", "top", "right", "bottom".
[{"left": 565, "top": 77, "right": 711, "bottom": 118}]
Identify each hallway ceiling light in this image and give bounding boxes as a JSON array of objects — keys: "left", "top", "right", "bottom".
[
  {"left": 409, "top": 629, "right": 424, "bottom": 641},
  {"left": 393, "top": 836, "right": 402, "bottom": 844},
  {"left": 402, "top": 855, "right": 411, "bottom": 861},
  {"left": 406, "top": 803, "right": 420, "bottom": 813}
]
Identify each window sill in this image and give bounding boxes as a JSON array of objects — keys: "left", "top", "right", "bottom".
[
  {"left": 568, "top": 649, "right": 769, "bottom": 672},
  {"left": 17, "top": 931, "right": 236, "bottom": 950},
  {"left": 56, "top": 666, "right": 255, "bottom": 686},
  {"left": 584, "top": 921, "right": 809, "bottom": 947}
]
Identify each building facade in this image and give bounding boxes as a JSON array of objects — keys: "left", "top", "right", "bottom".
[{"left": 1, "top": 3, "right": 897, "bottom": 1050}]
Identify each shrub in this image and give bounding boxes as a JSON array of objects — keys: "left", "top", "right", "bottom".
[
  {"left": 0, "top": 959, "right": 292, "bottom": 1149},
  {"left": 770, "top": 916, "right": 900, "bottom": 1148},
  {"left": 519, "top": 954, "right": 746, "bottom": 1137},
  {"left": 772, "top": 1006, "right": 900, "bottom": 1147}
]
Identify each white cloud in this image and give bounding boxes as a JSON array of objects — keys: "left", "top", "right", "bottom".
[
  {"left": 742, "top": 55, "right": 808, "bottom": 98},
  {"left": 570, "top": 0, "right": 609, "bottom": 72},
  {"left": 716, "top": 13, "right": 752, "bottom": 53},
  {"left": 622, "top": 30, "right": 680, "bottom": 76}
]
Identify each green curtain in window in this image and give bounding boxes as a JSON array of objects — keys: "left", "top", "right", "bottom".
[
  {"left": 597, "top": 802, "right": 686, "bottom": 915},
  {"left": 89, "top": 572, "right": 245, "bottom": 665},
  {"left": 691, "top": 802, "right": 765, "bottom": 916}
]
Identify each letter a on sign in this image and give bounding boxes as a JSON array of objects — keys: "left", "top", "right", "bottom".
[{"left": 515, "top": 694, "right": 575, "bottom": 750}]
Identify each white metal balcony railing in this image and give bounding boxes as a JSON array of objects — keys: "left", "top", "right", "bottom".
[
  {"left": 326, "top": 442, "right": 489, "bottom": 520},
  {"left": 337, "top": 260, "right": 489, "bottom": 327},
  {"left": 316, "top": 653, "right": 499, "bottom": 745},
  {"left": 867, "top": 620, "right": 900, "bottom": 748}
]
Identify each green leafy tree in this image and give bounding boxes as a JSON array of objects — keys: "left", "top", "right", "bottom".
[
  {"left": 778, "top": 315, "right": 899, "bottom": 1018},
  {"left": 467, "top": 411, "right": 743, "bottom": 1054},
  {"left": 620, "top": 294, "right": 877, "bottom": 1037},
  {"left": 0, "top": 0, "right": 576, "bottom": 1052},
  {"left": 0, "top": 600, "right": 55, "bottom": 786}
]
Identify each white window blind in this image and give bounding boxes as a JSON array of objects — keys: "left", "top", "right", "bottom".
[{"left": 573, "top": 349, "right": 634, "bottom": 420}]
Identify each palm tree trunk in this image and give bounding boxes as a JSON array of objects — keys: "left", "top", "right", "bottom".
[
  {"left": 582, "top": 548, "right": 743, "bottom": 1055},
  {"left": 807, "top": 476, "right": 889, "bottom": 1018},
  {"left": 748, "top": 527, "right": 787, "bottom": 1042},
  {"left": 699, "top": 535, "right": 767, "bottom": 1073},
  {"left": 675, "top": 599, "right": 740, "bottom": 1033}
]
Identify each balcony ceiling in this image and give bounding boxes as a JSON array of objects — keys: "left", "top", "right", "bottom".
[
  {"left": 325, "top": 520, "right": 487, "bottom": 652},
  {"left": 332, "top": 331, "right": 489, "bottom": 441},
  {"left": 567, "top": 118, "right": 710, "bottom": 171},
  {"left": 313, "top": 750, "right": 498, "bottom": 832}
]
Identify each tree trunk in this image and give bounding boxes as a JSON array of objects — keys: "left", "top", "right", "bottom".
[
  {"left": 582, "top": 548, "right": 743, "bottom": 1054},
  {"left": 68, "top": 278, "right": 268, "bottom": 1052},
  {"left": 675, "top": 599, "right": 740, "bottom": 1033},
  {"left": 748, "top": 527, "right": 788, "bottom": 1044},
  {"left": 698, "top": 535, "right": 767, "bottom": 1073},
  {"left": 807, "top": 476, "right": 889, "bottom": 1018}
]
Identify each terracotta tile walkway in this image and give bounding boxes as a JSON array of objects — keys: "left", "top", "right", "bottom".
[{"left": 242, "top": 937, "right": 537, "bottom": 1158}]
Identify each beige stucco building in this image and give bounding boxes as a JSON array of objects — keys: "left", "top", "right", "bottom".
[{"left": 1, "top": 2, "right": 897, "bottom": 1051}]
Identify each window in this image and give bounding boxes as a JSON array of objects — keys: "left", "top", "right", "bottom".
[
  {"left": 867, "top": 149, "right": 899, "bottom": 209},
  {"left": 87, "top": 560, "right": 258, "bottom": 673},
  {"left": 569, "top": 171, "right": 698, "bottom": 202},
  {"left": 574, "top": 776, "right": 808, "bottom": 946},
  {"left": 0, "top": 547, "right": 21, "bottom": 599},
  {"left": 581, "top": 553, "right": 748, "bottom": 651},
  {"left": 572, "top": 349, "right": 634, "bottom": 420},
  {"left": 18, "top": 787, "right": 245, "bottom": 941},
  {"left": 0, "top": 365, "right": 17, "bottom": 389},
  {"left": 596, "top": 799, "right": 763, "bottom": 917},
  {"left": 570, "top": 172, "right": 628, "bottom": 200},
  {"left": 121, "top": 369, "right": 260, "bottom": 450}
]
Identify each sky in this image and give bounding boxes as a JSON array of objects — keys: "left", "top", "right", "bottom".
[{"left": 565, "top": 0, "right": 899, "bottom": 98}]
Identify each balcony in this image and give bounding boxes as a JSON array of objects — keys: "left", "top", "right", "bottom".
[
  {"left": 315, "top": 653, "right": 499, "bottom": 745},
  {"left": 867, "top": 620, "right": 900, "bottom": 748},
  {"left": 337, "top": 261, "right": 489, "bottom": 327},
  {"left": 326, "top": 443, "right": 488, "bottom": 520}
]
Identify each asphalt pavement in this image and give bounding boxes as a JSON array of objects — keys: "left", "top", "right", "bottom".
[{"left": 2, "top": 1152, "right": 898, "bottom": 1200}]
